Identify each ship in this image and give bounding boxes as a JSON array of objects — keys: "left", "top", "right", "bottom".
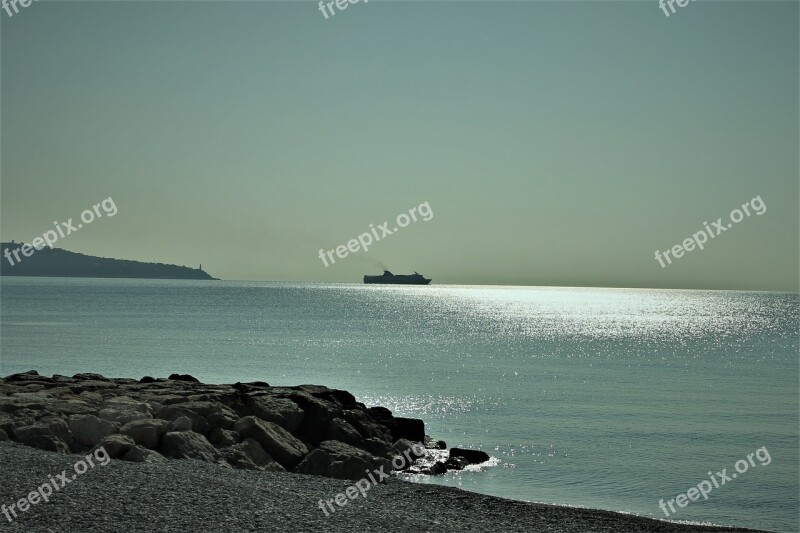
[{"left": 363, "top": 270, "right": 431, "bottom": 285}]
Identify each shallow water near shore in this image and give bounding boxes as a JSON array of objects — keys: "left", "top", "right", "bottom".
[{"left": 1, "top": 278, "right": 797, "bottom": 532}]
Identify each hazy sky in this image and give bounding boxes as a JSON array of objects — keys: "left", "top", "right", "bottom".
[{"left": 1, "top": 1, "right": 797, "bottom": 290}]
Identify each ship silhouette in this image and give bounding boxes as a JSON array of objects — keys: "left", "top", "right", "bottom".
[{"left": 363, "top": 270, "right": 431, "bottom": 285}]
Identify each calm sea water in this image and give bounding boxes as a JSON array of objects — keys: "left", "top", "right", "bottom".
[{"left": 0, "top": 278, "right": 797, "bottom": 532}]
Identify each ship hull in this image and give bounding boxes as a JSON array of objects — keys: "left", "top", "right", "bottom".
[{"left": 363, "top": 276, "right": 431, "bottom": 285}]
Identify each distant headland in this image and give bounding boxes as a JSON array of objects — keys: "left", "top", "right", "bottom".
[{"left": 0, "top": 242, "right": 217, "bottom": 280}]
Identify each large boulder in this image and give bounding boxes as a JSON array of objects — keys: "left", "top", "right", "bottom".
[
  {"left": 294, "top": 385, "right": 357, "bottom": 409},
  {"left": 5, "top": 371, "right": 48, "bottom": 383},
  {"left": 294, "top": 448, "right": 332, "bottom": 477},
  {"left": 160, "top": 431, "right": 220, "bottom": 462},
  {"left": 322, "top": 440, "right": 393, "bottom": 480},
  {"left": 343, "top": 410, "right": 392, "bottom": 443},
  {"left": 168, "top": 374, "right": 200, "bottom": 383},
  {"left": 38, "top": 416, "right": 72, "bottom": 440},
  {"left": 206, "top": 411, "right": 237, "bottom": 431},
  {"left": 120, "top": 419, "right": 170, "bottom": 449},
  {"left": 223, "top": 438, "right": 284, "bottom": 471},
  {"left": 99, "top": 407, "right": 152, "bottom": 425},
  {"left": 13, "top": 418, "right": 70, "bottom": 442},
  {"left": 274, "top": 391, "right": 341, "bottom": 444},
  {"left": 445, "top": 456, "right": 470, "bottom": 471},
  {"left": 48, "top": 398, "right": 97, "bottom": 417},
  {"left": 295, "top": 440, "right": 391, "bottom": 480},
  {"left": 155, "top": 405, "right": 209, "bottom": 434},
  {"left": 449, "top": 447, "right": 490, "bottom": 464},
  {"left": 243, "top": 395, "right": 304, "bottom": 432},
  {"left": 0, "top": 397, "right": 46, "bottom": 414},
  {"left": 68, "top": 414, "right": 117, "bottom": 446},
  {"left": 354, "top": 437, "right": 394, "bottom": 459},
  {"left": 393, "top": 417, "right": 425, "bottom": 443},
  {"left": 428, "top": 461, "right": 448, "bottom": 475},
  {"left": 98, "top": 434, "right": 136, "bottom": 458},
  {"left": 123, "top": 445, "right": 167, "bottom": 463},
  {"left": 2, "top": 415, "right": 35, "bottom": 437},
  {"left": 68, "top": 380, "right": 118, "bottom": 394},
  {"left": 232, "top": 416, "right": 308, "bottom": 469},
  {"left": 72, "top": 373, "right": 109, "bottom": 381},
  {"left": 325, "top": 418, "right": 361, "bottom": 445},
  {"left": 366, "top": 406, "right": 393, "bottom": 425},
  {"left": 0, "top": 414, "right": 13, "bottom": 435},
  {"left": 171, "top": 416, "right": 193, "bottom": 432},
  {"left": 393, "top": 438, "right": 425, "bottom": 463},
  {"left": 19, "top": 434, "right": 70, "bottom": 453},
  {"left": 103, "top": 397, "right": 151, "bottom": 414},
  {"left": 177, "top": 401, "right": 237, "bottom": 419},
  {"left": 149, "top": 395, "right": 187, "bottom": 407},
  {"left": 208, "top": 428, "right": 239, "bottom": 448}
]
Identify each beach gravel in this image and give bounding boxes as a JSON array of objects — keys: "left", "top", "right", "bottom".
[{"left": 0, "top": 442, "right": 766, "bottom": 533}]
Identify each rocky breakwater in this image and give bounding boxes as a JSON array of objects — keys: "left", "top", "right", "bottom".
[{"left": 0, "top": 371, "right": 489, "bottom": 479}]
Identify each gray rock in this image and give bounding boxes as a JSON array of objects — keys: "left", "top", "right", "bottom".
[
  {"left": 449, "top": 447, "right": 490, "bottom": 465},
  {"left": 3, "top": 416, "right": 35, "bottom": 437},
  {"left": 344, "top": 410, "right": 392, "bottom": 443},
  {"left": 4, "top": 370, "right": 46, "bottom": 383},
  {"left": 160, "top": 431, "right": 220, "bottom": 462},
  {"left": 0, "top": 399, "right": 46, "bottom": 416},
  {"left": 428, "top": 461, "right": 448, "bottom": 475},
  {"left": 232, "top": 416, "right": 308, "bottom": 469},
  {"left": 325, "top": 418, "right": 362, "bottom": 444},
  {"left": 123, "top": 445, "right": 166, "bottom": 463},
  {"left": 179, "top": 401, "right": 237, "bottom": 419},
  {"left": 68, "top": 414, "right": 117, "bottom": 446},
  {"left": 224, "top": 438, "right": 284, "bottom": 471},
  {"left": 355, "top": 437, "right": 394, "bottom": 459},
  {"left": 171, "top": 416, "right": 193, "bottom": 432},
  {"left": 209, "top": 428, "right": 239, "bottom": 448},
  {"left": 48, "top": 398, "right": 97, "bottom": 417},
  {"left": 444, "top": 456, "right": 470, "bottom": 470},
  {"left": 393, "top": 438, "right": 425, "bottom": 462},
  {"left": 78, "top": 391, "right": 104, "bottom": 404},
  {"left": 314, "top": 440, "right": 393, "bottom": 480},
  {"left": 13, "top": 418, "right": 70, "bottom": 442},
  {"left": 294, "top": 448, "right": 331, "bottom": 476},
  {"left": 155, "top": 405, "right": 209, "bottom": 434},
  {"left": 0, "top": 428, "right": 8, "bottom": 441},
  {"left": 72, "top": 373, "right": 109, "bottom": 381},
  {"left": 99, "top": 407, "right": 152, "bottom": 425},
  {"left": 68, "top": 380, "right": 118, "bottom": 394},
  {"left": 0, "top": 413, "right": 13, "bottom": 435},
  {"left": 275, "top": 391, "right": 341, "bottom": 444},
  {"left": 206, "top": 411, "right": 237, "bottom": 431},
  {"left": 393, "top": 417, "right": 426, "bottom": 442},
  {"left": 168, "top": 373, "right": 200, "bottom": 383},
  {"left": 120, "top": 419, "right": 171, "bottom": 449},
  {"left": 98, "top": 434, "right": 136, "bottom": 458},
  {"left": 38, "top": 416, "right": 72, "bottom": 441},
  {"left": 150, "top": 395, "right": 187, "bottom": 406},
  {"left": 293, "top": 385, "right": 357, "bottom": 409},
  {"left": 244, "top": 394, "right": 304, "bottom": 432},
  {"left": 103, "top": 397, "right": 151, "bottom": 414},
  {"left": 19, "top": 434, "right": 70, "bottom": 453}
]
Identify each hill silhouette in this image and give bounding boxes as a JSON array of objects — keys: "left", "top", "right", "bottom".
[{"left": 0, "top": 242, "right": 217, "bottom": 280}]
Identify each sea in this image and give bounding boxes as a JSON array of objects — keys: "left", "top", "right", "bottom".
[{"left": 0, "top": 277, "right": 797, "bottom": 532}]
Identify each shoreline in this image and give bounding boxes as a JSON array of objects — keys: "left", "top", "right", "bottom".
[{"left": 0, "top": 371, "right": 769, "bottom": 532}]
